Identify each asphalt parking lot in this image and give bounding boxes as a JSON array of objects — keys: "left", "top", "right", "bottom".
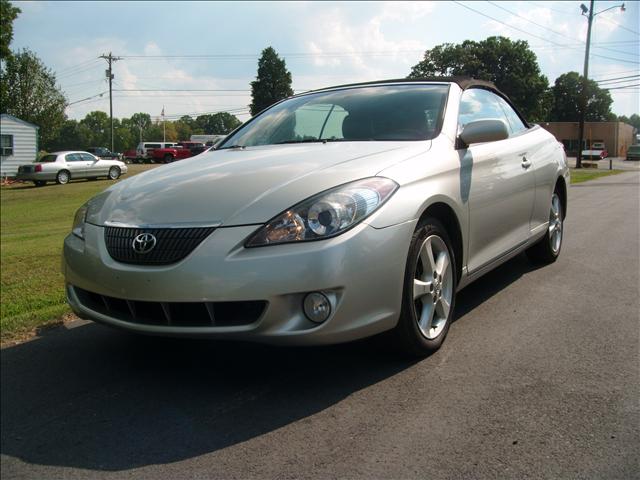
[{"left": 1, "top": 171, "right": 638, "bottom": 479}]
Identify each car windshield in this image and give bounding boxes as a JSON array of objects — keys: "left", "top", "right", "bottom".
[
  {"left": 38, "top": 155, "right": 57, "bottom": 162},
  {"left": 218, "top": 84, "right": 449, "bottom": 149}
]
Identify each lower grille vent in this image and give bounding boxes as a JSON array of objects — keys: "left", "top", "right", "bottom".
[{"left": 74, "top": 287, "right": 266, "bottom": 327}]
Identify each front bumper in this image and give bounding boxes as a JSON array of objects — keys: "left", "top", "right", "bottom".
[{"left": 63, "top": 220, "right": 416, "bottom": 345}]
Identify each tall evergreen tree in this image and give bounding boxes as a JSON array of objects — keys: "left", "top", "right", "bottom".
[{"left": 250, "top": 47, "right": 294, "bottom": 116}]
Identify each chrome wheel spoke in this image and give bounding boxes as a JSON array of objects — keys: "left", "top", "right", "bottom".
[
  {"left": 420, "top": 238, "right": 437, "bottom": 278},
  {"left": 413, "top": 279, "right": 432, "bottom": 300},
  {"left": 436, "top": 253, "right": 449, "bottom": 278},
  {"left": 419, "top": 303, "right": 436, "bottom": 332},
  {"left": 436, "top": 297, "right": 450, "bottom": 319}
]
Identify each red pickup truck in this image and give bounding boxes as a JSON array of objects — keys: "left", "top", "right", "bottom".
[{"left": 151, "top": 142, "right": 207, "bottom": 163}]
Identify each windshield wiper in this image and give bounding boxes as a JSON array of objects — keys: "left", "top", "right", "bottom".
[
  {"left": 217, "top": 144, "right": 246, "bottom": 150},
  {"left": 274, "top": 139, "right": 328, "bottom": 145}
]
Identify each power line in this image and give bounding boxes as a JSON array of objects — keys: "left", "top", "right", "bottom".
[
  {"left": 60, "top": 78, "right": 105, "bottom": 89},
  {"left": 56, "top": 58, "right": 100, "bottom": 75},
  {"left": 604, "top": 83, "right": 640, "bottom": 90},
  {"left": 454, "top": 1, "right": 638, "bottom": 64},
  {"left": 486, "top": 0, "right": 636, "bottom": 57},
  {"left": 596, "top": 13, "right": 640, "bottom": 36},
  {"left": 596, "top": 74, "right": 640, "bottom": 83},
  {"left": 592, "top": 69, "right": 640, "bottom": 78},
  {"left": 56, "top": 60, "right": 103, "bottom": 79},
  {"left": 67, "top": 91, "right": 107, "bottom": 106},
  {"left": 590, "top": 52, "right": 640, "bottom": 64},
  {"left": 452, "top": 1, "right": 569, "bottom": 47}
]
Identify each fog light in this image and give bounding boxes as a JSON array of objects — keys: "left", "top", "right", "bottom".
[{"left": 303, "top": 292, "right": 331, "bottom": 323}]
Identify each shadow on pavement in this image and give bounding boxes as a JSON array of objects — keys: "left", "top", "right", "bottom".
[{"left": 1, "top": 253, "right": 538, "bottom": 472}]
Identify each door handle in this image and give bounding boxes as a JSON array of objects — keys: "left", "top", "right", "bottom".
[{"left": 521, "top": 157, "right": 532, "bottom": 169}]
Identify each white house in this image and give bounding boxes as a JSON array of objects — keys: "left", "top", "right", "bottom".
[{"left": 1, "top": 114, "right": 39, "bottom": 178}]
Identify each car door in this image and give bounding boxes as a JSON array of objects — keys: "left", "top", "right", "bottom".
[
  {"left": 459, "top": 88, "right": 536, "bottom": 274},
  {"left": 64, "top": 153, "right": 88, "bottom": 178},
  {"left": 492, "top": 93, "right": 549, "bottom": 234},
  {"left": 80, "top": 152, "right": 106, "bottom": 177}
]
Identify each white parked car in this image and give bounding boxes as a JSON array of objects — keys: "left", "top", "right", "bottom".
[
  {"left": 64, "top": 78, "right": 569, "bottom": 356},
  {"left": 135, "top": 142, "right": 176, "bottom": 163},
  {"left": 16, "top": 151, "right": 127, "bottom": 186}
]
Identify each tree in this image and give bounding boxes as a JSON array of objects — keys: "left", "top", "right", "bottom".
[
  {"left": 0, "top": 49, "right": 67, "bottom": 149},
  {"left": 127, "top": 112, "right": 152, "bottom": 143},
  {"left": 0, "top": 0, "right": 20, "bottom": 60},
  {"left": 48, "top": 119, "right": 81, "bottom": 151},
  {"left": 618, "top": 114, "right": 640, "bottom": 130},
  {"left": 408, "top": 36, "right": 551, "bottom": 121},
  {"left": 194, "top": 112, "right": 242, "bottom": 134},
  {"left": 550, "top": 72, "right": 614, "bottom": 122},
  {"left": 250, "top": 47, "right": 294, "bottom": 116},
  {"left": 79, "top": 110, "right": 110, "bottom": 146},
  {"left": 174, "top": 116, "right": 194, "bottom": 140}
]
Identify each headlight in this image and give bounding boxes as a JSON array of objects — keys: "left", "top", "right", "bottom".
[
  {"left": 72, "top": 204, "right": 88, "bottom": 239},
  {"left": 246, "top": 177, "right": 398, "bottom": 247}
]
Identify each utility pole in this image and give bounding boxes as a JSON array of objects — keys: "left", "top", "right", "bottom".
[
  {"left": 99, "top": 52, "right": 122, "bottom": 152},
  {"left": 576, "top": 0, "right": 594, "bottom": 169},
  {"left": 576, "top": 1, "right": 625, "bottom": 169}
]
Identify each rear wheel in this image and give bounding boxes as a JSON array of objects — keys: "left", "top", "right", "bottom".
[
  {"left": 56, "top": 170, "right": 70, "bottom": 185},
  {"left": 526, "top": 191, "right": 563, "bottom": 264},
  {"left": 108, "top": 166, "right": 121, "bottom": 180},
  {"left": 392, "top": 218, "right": 457, "bottom": 357}
]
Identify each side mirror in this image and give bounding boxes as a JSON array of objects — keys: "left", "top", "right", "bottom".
[{"left": 459, "top": 119, "right": 509, "bottom": 147}]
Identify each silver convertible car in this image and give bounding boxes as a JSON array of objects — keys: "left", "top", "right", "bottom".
[
  {"left": 63, "top": 78, "right": 568, "bottom": 356},
  {"left": 17, "top": 151, "right": 127, "bottom": 186}
]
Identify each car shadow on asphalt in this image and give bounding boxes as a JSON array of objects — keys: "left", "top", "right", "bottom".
[{"left": 1, "top": 253, "right": 539, "bottom": 472}]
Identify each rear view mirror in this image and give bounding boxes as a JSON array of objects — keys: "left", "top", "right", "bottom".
[{"left": 459, "top": 119, "right": 509, "bottom": 147}]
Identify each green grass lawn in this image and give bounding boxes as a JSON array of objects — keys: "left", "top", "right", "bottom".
[
  {"left": 570, "top": 168, "right": 624, "bottom": 184},
  {"left": 0, "top": 164, "right": 159, "bottom": 344},
  {"left": 0, "top": 163, "right": 630, "bottom": 345}
]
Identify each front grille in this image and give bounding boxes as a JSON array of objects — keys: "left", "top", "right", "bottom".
[
  {"left": 104, "top": 226, "right": 215, "bottom": 265},
  {"left": 74, "top": 287, "right": 267, "bottom": 327}
]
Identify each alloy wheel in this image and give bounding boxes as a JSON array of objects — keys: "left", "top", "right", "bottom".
[
  {"left": 413, "top": 235, "right": 454, "bottom": 340},
  {"left": 549, "top": 193, "right": 562, "bottom": 254}
]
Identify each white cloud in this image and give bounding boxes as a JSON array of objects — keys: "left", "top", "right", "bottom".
[{"left": 298, "top": 2, "right": 432, "bottom": 86}]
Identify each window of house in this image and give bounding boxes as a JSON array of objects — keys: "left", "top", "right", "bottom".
[{"left": 1, "top": 134, "right": 14, "bottom": 156}]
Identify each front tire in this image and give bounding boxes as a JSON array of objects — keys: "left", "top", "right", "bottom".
[
  {"left": 108, "top": 166, "right": 121, "bottom": 180},
  {"left": 56, "top": 170, "right": 70, "bottom": 185},
  {"left": 392, "top": 218, "right": 457, "bottom": 357},
  {"left": 526, "top": 191, "right": 563, "bottom": 264},
  {"left": 163, "top": 154, "right": 173, "bottom": 163}
]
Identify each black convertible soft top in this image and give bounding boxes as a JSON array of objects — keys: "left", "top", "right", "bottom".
[{"left": 307, "top": 76, "right": 501, "bottom": 94}]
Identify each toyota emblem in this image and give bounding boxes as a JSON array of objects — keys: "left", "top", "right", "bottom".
[{"left": 132, "top": 232, "right": 157, "bottom": 254}]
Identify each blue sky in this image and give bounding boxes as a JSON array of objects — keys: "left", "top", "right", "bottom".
[{"left": 11, "top": 1, "right": 639, "bottom": 121}]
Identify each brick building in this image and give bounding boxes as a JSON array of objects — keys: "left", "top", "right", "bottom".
[{"left": 539, "top": 121, "right": 636, "bottom": 157}]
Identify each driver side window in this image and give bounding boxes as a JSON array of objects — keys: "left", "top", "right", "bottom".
[{"left": 458, "top": 89, "right": 511, "bottom": 135}]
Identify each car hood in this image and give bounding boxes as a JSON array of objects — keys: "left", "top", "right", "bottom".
[{"left": 87, "top": 141, "right": 429, "bottom": 227}]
